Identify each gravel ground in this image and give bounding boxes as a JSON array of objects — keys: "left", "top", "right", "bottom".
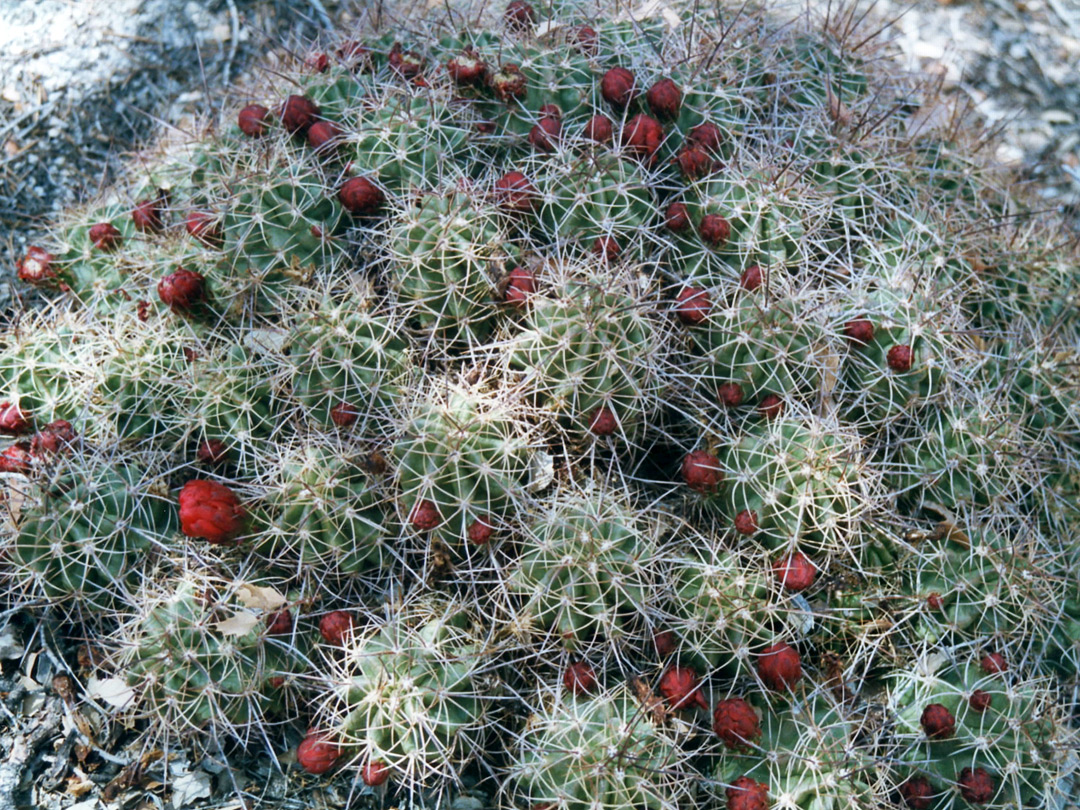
[
  {"left": 825, "top": 0, "right": 1080, "bottom": 215},
  {"left": 0, "top": 0, "right": 1078, "bottom": 808}
]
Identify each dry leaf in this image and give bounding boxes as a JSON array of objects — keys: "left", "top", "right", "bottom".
[
  {"left": 86, "top": 677, "right": 136, "bottom": 709},
  {"left": 243, "top": 327, "right": 288, "bottom": 356},
  {"left": 171, "top": 770, "right": 213, "bottom": 808},
  {"left": 65, "top": 773, "right": 95, "bottom": 798},
  {"left": 235, "top": 583, "right": 287, "bottom": 611},
  {"left": 214, "top": 610, "right": 259, "bottom": 637},
  {"left": 528, "top": 451, "right": 554, "bottom": 492},
  {"left": 1, "top": 477, "right": 30, "bottom": 525},
  {"left": 629, "top": 675, "right": 669, "bottom": 724},
  {"left": 628, "top": 0, "right": 681, "bottom": 28}
]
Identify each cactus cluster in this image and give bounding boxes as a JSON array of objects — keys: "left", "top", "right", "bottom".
[{"left": 2, "top": 0, "right": 1079, "bottom": 808}]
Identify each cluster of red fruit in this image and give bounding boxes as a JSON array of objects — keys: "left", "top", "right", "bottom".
[{"left": 0, "top": 401, "right": 77, "bottom": 473}]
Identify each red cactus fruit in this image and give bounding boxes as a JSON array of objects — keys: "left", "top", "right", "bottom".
[
  {"left": 339, "top": 176, "right": 384, "bottom": 216},
  {"left": 740, "top": 265, "right": 762, "bottom": 291},
  {"left": 682, "top": 449, "right": 723, "bottom": 494},
  {"left": 844, "top": 318, "right": 874, "bottom": 345},
  {"left": 238, "top": 103, "right": 271, "bottom": 137},
  {"left": 676, "top": 144, "right": 717, "bottom": 180},
  {"left": 653, "top": 629, "right": 677, "bottom": 657},
  {"left": 980, "top": 652, "right": 1007, "bottom": 675},
  {"left": 503, "top": 266, "right": 536, "bottom": 307},
  {"left": 675, "top": 286, "right": 710, "bottom": 325},
  {"left": 659, "top": 665, "right": 708, "bottom": 710},
  {"left": 307, "top": 120, "right": 342, "bottom": 154},
  {"left": 887, "top": 344, "right": 913, "bottom": 372},
  {"left": 717, "top": 382, "right": 744, "bottom": 408},
  {"left": 409, "top": 499, "right": 442, "bottom": 531},
  {"left": 919, "top": 703, "right": 955, "bottom": 739},
  {"left": 571, "top": 25, "right": 598, "bottom": 55},
  {"left": 0, "top": 442, "right": 32, "bottom": 474},
  {"left": 362, "top": 759, "right": 391, "bottom": 786},
  {"left": 305, "top": 52, "right": 330, "bottom": 73},
  {"left": 0, "top": 403, "right": 31, "bottom": 435},
  {"left": 665, "top": 202, "right": 691, "bottom": 232},
  {"left": 700, "top": 214, "right": 731, "bottom": 246},
  {"left": 185, "top": 211, "right": 222, "bottom": 247},
  {"left": 179, "top": 479, "right": 246, "bottom": 545},
  {"left": 505, "top": 0, "right": 537, "bottom": 30},
  {"left": 734, "top": 509, "right": 758, "bottom": 536},
  {"left": 772, "top": 551, "right": 817, "bottom": 592},
  {"left": 476, "top": 120, "right": 497, "bottom": 135},
  {"left": 319, "top": 610, "right": 355, "bottom": 645},
  {"left": 132, "top": 197, "right": 165, "bottom": 232},
  {"left": 583, "top": 114, "right": 613, "bottom": 144},
  {"left": 758, "top": 642, "right": 802, "bottom": 690},
  {"left": 490, "top": 64, "right": 527, "bottom": 102},
  {"left": 30, "top": 420, "right": 76, "bottom": 456},
  {"left": 495, "top": 171, "right": 537, "bottom": 212},
  {"left": 446, "top": 50, "right": 487, "bottom": 84},
  {"left": 646, "top": 78, "right": 682, "bottom": 119},
  {"left": 620, "top": 114, "right": 664, "bottom": 165},
  {"left": 601, "top": 67, "right": 637, "bottom": 108},
  {"left": 758, "top": 394, "right": 784, "bottom": 420},
  {"left": 16, "top": 246, "right": 56, "bottom": 285},
  {"left": 196, "top": 439, "right": 228, "bottom": 464},
  {"left": 712, "top": 697, "right": 761, "bottom": 749},
  {"left": 898, "top": 777, "right": 935, "bottom": 810},
  {"left": 688, "top": 121, "right": 723, "bottom": 153},
  {"left": 529, "top": 116, "right": 561, "bottom": 151},
  {"left": 388, "top": 43, "right": 424, "bottom": 79},
  {"left": 593, "top": 235, "right": 620, "bottom": 261},
  {"left": 959, "top": 768, "right": 995, "bottom": 804},
  {"left": 969, "top": 689, "right": 993, "bottom": 713},
  {"left": 467, "top": 516, "right": 494, "bottom": 544},
  {"left": 588, "top": 406, "right": 618, "bottom": 436},
  {"left": 297, "top": 731, "right": 341, "bottom": 775},
  {"left": 926, "top": 592, "right": 944, "bottom": 611},
  {"left": 329, "top": 402, "right": 359, "bottom": 427},
  {"left": 726, "top": 775, "right": 769, "bottom": 810},
  {"left": 563, "top": 661, "right": 597, "bottom": 695},
  {"left": 88, "top": 222, "right": 122, "bottom": 251},
  {"left": 280, "top": 94, "right": 321, "bottom": 134},
  {"left": 158, "top": 268, "right": 206, "bottom": 312},
  {"left": 265, "top": 609, "right": 293, "bottom": 635}
]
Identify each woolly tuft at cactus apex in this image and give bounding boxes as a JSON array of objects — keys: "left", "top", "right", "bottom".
[{"left": 0, "top": 0, "right": 1078, "bottom": 808}]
